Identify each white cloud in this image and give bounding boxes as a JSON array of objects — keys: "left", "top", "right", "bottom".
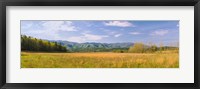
[
  {"left": 114, "top": 34, "right": 122, "bottom": 37},
  {"left": 23, "top": 21, "right": 78, "bottom": 40},
  {"left": 21, "top": 22, "right": 33, "bottom": 29},
  {"left": 130, "top": 32, "right": 141, "bottom": 35},
  {"left": 110, "top": 31, "right": 117, "bottom": 35},
  {"left": 67, "top": 33, "right": 109, "bottom": 43},
  {"left": 104, "top": 21, "right": 134, "bottom": 27},
  {"left": 103, "top": 30, "right": 123, "bottom": 37},
  {"left": 42, "top": 21, "right": 77, "bottom": 32},
  {"left": 67, "top": 36, "right": 85, "bottom": 43},
  {"left": 151, "top": 30, "right": 169, "bottom": 36},
  {"left": 83, "top": 33, "right": 108, "bottom": 40}
]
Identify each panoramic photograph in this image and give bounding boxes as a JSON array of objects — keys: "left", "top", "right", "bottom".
[{"left": 21, "top": 20, "right": 179, "bottom": 68}]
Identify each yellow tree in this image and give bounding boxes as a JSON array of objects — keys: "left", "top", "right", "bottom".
[{"left": 128, "top": 43, "right": 145, "bottom": 53}]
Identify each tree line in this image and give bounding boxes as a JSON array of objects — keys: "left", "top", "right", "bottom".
[
  {"left": 113, "top": 43, "right": 179, "bottom": 53},
  {"left": 21, "top": 35, "right": 67, "bottom": 52},
  {"left": 128, "top": 43, "right": 178, "bottom": 53}
]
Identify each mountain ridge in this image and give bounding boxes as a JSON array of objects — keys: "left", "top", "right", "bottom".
[{"left": 49, "top": 40, "right": 134, "bottom": 52}]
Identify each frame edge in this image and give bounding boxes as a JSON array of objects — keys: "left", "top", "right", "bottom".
[
  {"left": 1, "top": 0, "right": 199, "bottom": 89},
  {"left": 195, "top": 0, "right": 200, "bottom": 87},
  {"left": 0, "top": 0, "right": 6, "bottom": 89}
]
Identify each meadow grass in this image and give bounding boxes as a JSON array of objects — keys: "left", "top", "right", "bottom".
[{"left": 21, "top": 51, "right": 179, "bottom": 68}]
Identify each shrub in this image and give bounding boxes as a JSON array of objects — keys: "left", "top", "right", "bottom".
[{"left": 128, "top": 43, "right": 145, "bottom": 53}]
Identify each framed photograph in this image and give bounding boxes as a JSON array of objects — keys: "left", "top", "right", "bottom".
[{"left": 0, "top": 0, "right": 199, "bottom": 89}]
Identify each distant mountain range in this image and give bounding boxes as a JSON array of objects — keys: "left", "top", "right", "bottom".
[{"left": 49, "top": 40, "right": 134, "bottom": 52}]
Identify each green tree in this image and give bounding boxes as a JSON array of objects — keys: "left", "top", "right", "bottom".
[{"left": 21, "top": 35, "right": 67, "bottom": 52}]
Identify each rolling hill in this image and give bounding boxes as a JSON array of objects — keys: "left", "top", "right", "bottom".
[{"left": 50, "top": 40, "right": 134, "bottom": 52}]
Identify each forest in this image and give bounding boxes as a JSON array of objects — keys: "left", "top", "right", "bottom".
[{"left": 21, "top": 35, "right": 67, "bottom": 52}]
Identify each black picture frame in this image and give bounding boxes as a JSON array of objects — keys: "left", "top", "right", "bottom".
[{"left": 0, "top": 0, "right": 199, "bottom": 89}]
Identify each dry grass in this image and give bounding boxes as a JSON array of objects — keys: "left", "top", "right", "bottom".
[{"left": 21, "top": 51, "right": 179, "bottom": 68}]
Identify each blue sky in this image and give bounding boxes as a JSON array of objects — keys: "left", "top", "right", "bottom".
[{"left": 21, "top": 20, "right": 179, "bottom": 46}]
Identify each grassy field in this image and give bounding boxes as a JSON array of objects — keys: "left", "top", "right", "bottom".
[{"left": 21, "top": 51, "right": 179, "bottom": 68}]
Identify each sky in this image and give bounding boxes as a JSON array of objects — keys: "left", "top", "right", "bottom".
[{"left": 21, "top": 20, "right": 179, "bottom": 46}]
